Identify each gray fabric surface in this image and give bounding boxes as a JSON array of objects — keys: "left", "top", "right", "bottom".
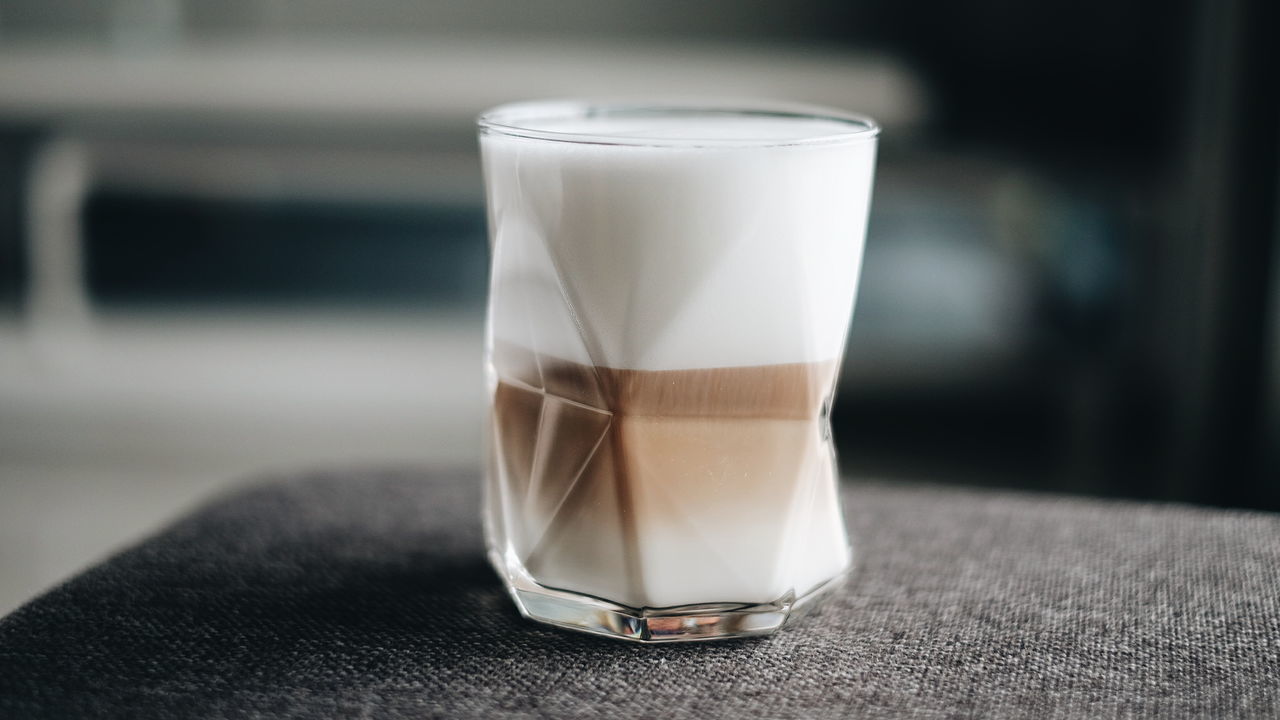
[{"left": 1, "top": 467, "right": 1278, "bottom": 719}]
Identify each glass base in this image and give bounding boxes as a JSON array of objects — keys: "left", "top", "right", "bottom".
[{"left": 489, "top": 549, "right": 849, "bottom": 643}]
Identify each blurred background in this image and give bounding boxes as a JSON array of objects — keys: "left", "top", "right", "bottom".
[{"left": 0, "top": 0, "right": 1276, "bottom": 614}]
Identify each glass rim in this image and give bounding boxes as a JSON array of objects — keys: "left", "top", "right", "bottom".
[{"left": 477, "top": 99, "right": 880, "bottom": 148}]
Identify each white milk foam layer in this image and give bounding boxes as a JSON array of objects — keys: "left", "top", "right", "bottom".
[{"left": 482, "top": 114, "right": 877, "bottom": 371}]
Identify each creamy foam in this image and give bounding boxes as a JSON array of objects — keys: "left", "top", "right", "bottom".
[{"left": 481, "top": 114, "right": 876, "bottom": 371}]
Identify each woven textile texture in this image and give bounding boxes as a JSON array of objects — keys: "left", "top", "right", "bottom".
[{"left": 1, "top": 467, "right": 1278, "bottom": 718}]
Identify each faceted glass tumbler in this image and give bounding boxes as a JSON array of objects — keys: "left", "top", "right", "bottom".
[{"left": 478, "top": 101, "right": 879, "bottom": 642}]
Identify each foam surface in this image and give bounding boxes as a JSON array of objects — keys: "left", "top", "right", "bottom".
[{"left": 501, "top": 114, "right": 871, "bottom": 143}]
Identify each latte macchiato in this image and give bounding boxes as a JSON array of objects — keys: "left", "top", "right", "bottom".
[{"left": 479, "top": 102, "right": 878, "bottom": 638}]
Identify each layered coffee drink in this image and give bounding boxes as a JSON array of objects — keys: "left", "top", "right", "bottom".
[{"left": 478, "top": 102, "right": 878, "bottom": 639}]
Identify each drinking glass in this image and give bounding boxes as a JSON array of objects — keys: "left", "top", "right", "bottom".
[{"left": 479, "top": 101, "right": 879, "bottom": 642}]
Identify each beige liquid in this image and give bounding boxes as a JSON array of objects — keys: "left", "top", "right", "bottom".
[{"left": 488, "top": 350, "right": 849, "bottom": 609}]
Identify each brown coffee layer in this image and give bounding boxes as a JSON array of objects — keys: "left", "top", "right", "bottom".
[{"left": 489, "top": 352, "right": 845, "bottom": 607}]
